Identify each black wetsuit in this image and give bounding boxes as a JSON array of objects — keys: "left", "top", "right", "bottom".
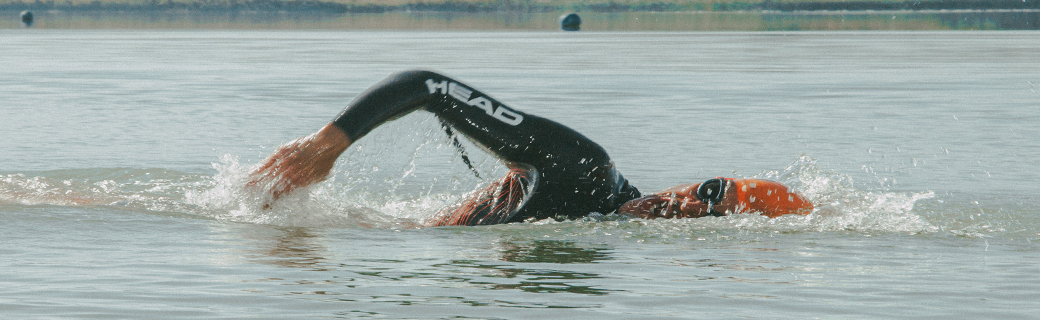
[{"left": 331, "top": 70, "right": 640, "bottom": 225}]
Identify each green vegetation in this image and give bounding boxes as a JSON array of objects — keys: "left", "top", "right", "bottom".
[
  {"left": 4, "top": 0, "right": 1036, "bottom": 30},
  {"left": 3, "top": 0, "right": 1039, "bottom": 13}
]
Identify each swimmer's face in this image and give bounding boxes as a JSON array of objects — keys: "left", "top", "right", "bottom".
[
  {"left": 618, "top": 183, "right": 718, "bottom": 219},
  {"left": 618, "top": 179, "right": 814, "bottom": 219}
]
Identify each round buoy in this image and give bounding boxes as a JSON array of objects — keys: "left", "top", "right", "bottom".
[
  {"left": 559, "top": 13, "right": 581, "bottom": 31},
  {"left": 20, "top": 10, "right": 33, "bottom": 27}
]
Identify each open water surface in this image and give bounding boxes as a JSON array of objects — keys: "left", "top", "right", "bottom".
[{"left": 2, "top": 30, "right": 1039, "bottom": 318}]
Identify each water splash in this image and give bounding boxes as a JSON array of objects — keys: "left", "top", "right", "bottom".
[
  {"left": 745, "top": 155, "right": 937, "bottom": 233},
  {"left": 0, "top": 168, "right": 206, "bottom": 214},
  {"left": 182, "top": 114, "right": 489, "bottom": 228},
  {"left": 0, "top": 173, "right": 109, "bottom": 206},
  {"left": 0, "top": 153, "right": 939, "bottom": 234},
  {"left": 184, "top": 154, "right": 422, "bottom": 229}
]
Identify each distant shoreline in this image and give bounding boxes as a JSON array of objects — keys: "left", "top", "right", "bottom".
[
  {"left": 4, "top": 0, "right": 1040, "bottom": 14},
  {"left": 7, "top": 0, "right": 1039, "bottom": 30}
]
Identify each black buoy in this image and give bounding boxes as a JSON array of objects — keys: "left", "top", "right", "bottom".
[
  {"left": 20, "top": 10, "right": 33, "bottom": 27},
  {"left": 559, "top": 13, "right": 581, "bottom": 31}
]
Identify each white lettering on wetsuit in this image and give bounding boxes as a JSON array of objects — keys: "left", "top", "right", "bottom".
[{"left": 425, "top": 79, "right": 524, "bottom": 126}]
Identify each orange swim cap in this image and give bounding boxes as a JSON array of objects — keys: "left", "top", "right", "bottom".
[{"left": 717, "top": 178, "right": 813, "bottom": 218}]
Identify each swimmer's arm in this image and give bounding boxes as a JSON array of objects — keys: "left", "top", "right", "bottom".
[
  {"left": 249, "top": 124, "right": 352, "bottom": 201},
  {"left": 248, "top": 70, "right": 433, "bottom": 201},
  {"left": 250, "top": 69, "right": 535, "bottom": 202}
]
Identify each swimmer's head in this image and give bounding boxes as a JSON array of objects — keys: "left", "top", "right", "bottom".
[{"left": 618, "top": 178, "right": 813, "bottom": 219}]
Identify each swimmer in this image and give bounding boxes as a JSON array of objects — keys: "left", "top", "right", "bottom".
[{"left": 249, "top": 70, "right": 812, "bottom": 226}]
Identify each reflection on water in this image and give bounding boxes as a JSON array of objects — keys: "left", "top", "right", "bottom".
[
  {"left": 458, "top": 239, "right": 617, "bottom": 295},
  {"left": 445, "top": 259, "right": 613, "bottom": 295},
  {"left": 498, "top": 239, "right": 612, "bottom": 264},
  {"left": 3, "top": 10, "right": 1038, "bottom": 30},
  {"left": 242, "top": 232, "right": 616, "bottom": 296},
  {"left": 244, "top": 227, "right": 331, "bottom": 269},
  {"left": 234, "top": 229, "right": 818, "bottom": 300}
]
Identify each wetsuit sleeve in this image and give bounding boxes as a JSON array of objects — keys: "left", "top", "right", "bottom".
[
  {"left": 330, "top": 70, "right": 438, "bottom": 141},
  {"left": 330, "top": 69, "right": 584, "bottom": 168}
]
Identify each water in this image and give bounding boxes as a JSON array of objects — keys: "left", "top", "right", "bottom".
[{"left": 2, "top": 30, "right": 1039, "bottom": 318}]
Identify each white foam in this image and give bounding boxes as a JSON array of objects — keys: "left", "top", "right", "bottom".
[{"left": 749, "top": 155, "right": 937, "bottom": 233}]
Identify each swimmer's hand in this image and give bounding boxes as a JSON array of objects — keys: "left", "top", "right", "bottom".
[{"left": 248, "top": 124, "right": 352, "bottom": 204}]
